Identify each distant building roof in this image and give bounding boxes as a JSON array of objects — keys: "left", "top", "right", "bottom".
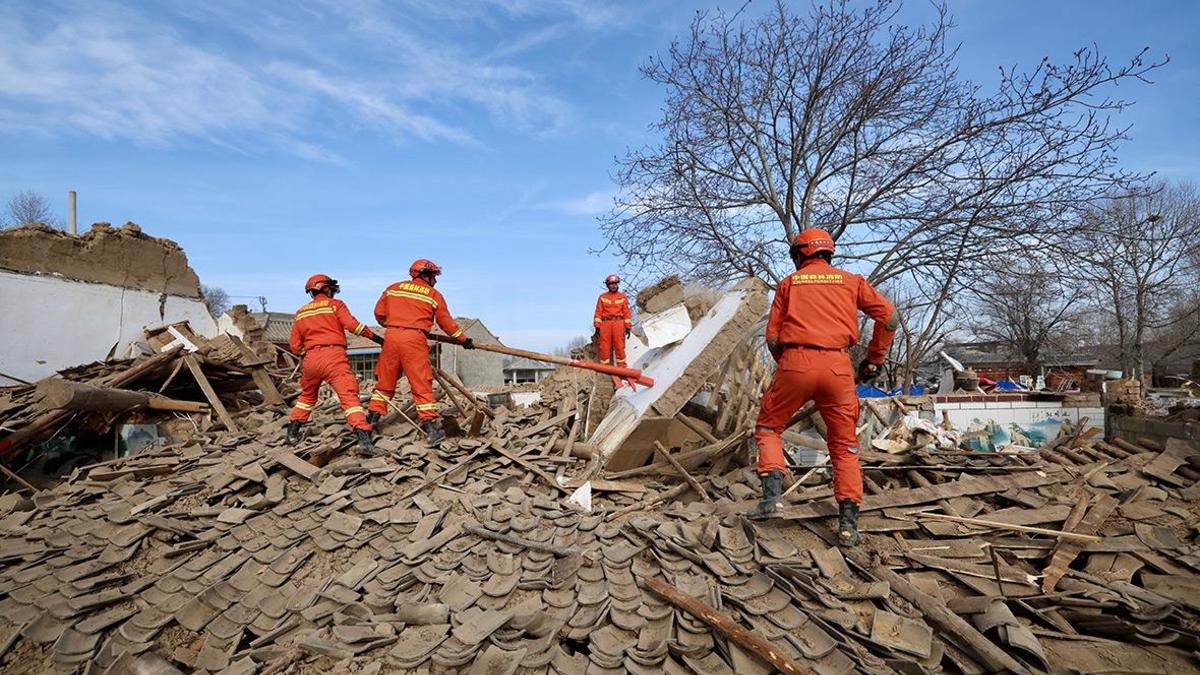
[
  {"left": 946, "top": 341, "right": 1098, "bottom": 368},
  {"left": 503, "top": 357, "right": 557, "bottom": 373},
  {"left": 251, "top": 312, "right": 295, "bottom": 344}
]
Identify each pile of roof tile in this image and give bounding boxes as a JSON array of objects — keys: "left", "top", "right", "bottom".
[{"left": 1, "top": 383, "right": 1199, "bottom": 674}]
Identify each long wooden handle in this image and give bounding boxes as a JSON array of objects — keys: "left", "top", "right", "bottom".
[
  {"left": 427, "top": 333, "right": 573, "bottom": 365},
  {"left": 425, "top": 333, "right": 654, "bottom": 386}
]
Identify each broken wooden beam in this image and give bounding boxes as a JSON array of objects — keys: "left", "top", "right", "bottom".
[
  {"left": 843, "top": 550, "right": 1034, "bottom": 675},
  {"left": 35, "top": 378, "right": 210, "bottom": 414},
  {"left": 909, "top": 512, "right": 1103, "bottom": 542},
  {"left": 776, "top": 469, "right": 1066, "bottom": 520},
  {"left": 641, "top": 577, "right": 811, "bottom": 675}
]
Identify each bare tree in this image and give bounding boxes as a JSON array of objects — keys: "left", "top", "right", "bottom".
[
  {"left": 553, "top": 335, "right": 591, "bottom": 358},
  {"left": 5, "top": 190, "right": 62, "bottom": 228},
  {"left": 1072, "top": 181, "right": 1200, "bottom": 380},
  {"left": 601, "top": 0, "right": 1163, "bottom": 381},
  {"left": 201, "top": 285, "right": 232, "bottom": 318},
  {"left": 966, "top": 260, "right": 1084, "bottom": 377}
]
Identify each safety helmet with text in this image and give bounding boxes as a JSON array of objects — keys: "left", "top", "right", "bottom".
[
  {"left": 790, "top": 228, "right": 836, "bottom": 258},
  {"left": 409, "top": 259, "right": 442, "bottom": 279},
  {"left": 605, "top": 274, "right": 620, "bottom": 285},
  {"left": 304, "top": 274, "right": 340, "bottom": 295}
]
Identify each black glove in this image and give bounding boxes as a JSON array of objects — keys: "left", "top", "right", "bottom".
[
  {"left": 370, "top": 333, "right": 385, "bottom": 346},
  {"left": 593, "top": 328, "right": 600, "bottom": 341},
  {"left": 624, "top": 328, "right": 631, "bottom": 338},
  {"left": 462, "top": 338, "right": 475, "bottom": 350},
  {"left": 857, "top": 359, "right": 881, "bottom": 384},
  {"left": 767, "top": 339, "right": 783, "bottom": 363}
]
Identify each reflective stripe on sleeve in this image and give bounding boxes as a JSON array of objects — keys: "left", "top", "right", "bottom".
[{"left": 353, "top": 323, "right": 366, "bottom": 335}]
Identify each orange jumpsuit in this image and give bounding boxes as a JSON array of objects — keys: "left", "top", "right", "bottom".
[
  {"left": 369, "top": 279, "right": 465, "bottom": 422},
  {"left": 756, "top": 258, "right": 896, "bottom": 503},
  {"left": 594, "top": 291, "right": 632, "bottom": 366},
  {"left": 288, "top": 298, "right": 374, "bottom": 431}
]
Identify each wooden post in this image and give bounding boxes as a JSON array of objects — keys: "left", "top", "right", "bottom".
[
  {"left": 183, "top": 355, "right": 239, "bottom": 432},
  {"left": 654, "top": 441, "right": 711, "bottom": 503},
  {"left": 641, "top": 577, "right": 811, "bottom": 675},
  {"left": 434, "top": 367, "right": 495, "bottom": 419}
]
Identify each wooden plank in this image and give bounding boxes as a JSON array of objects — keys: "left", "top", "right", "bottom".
[
  {"left": 777, "top": 469, "right": 1066, "bottom": 520},
  {"left": 269, "top": 451, "right": 320, "bottom": 481},
  {"left": 1042, "top": 492, "right": 1118, "bottom": 592},
  {"left": 641, "top": 577, "right": 811, "bottom": 675},
  {"left": 183, "top": 355, "right": 239, "bottom": 433},
  {"left": 250, "top": 368, "right": 285, "bottom": 406}
]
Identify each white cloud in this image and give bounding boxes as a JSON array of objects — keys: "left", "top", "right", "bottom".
[
  {"left": 0, "top": 0, "right": 597, "bottom": 159},
  {"left": 540, "top": 189, "right": 617, "bottom": 216}
]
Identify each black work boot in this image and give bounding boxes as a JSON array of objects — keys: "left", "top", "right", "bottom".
[
  {"left": 366, "top": 411, "right": 381, "bottom": 427},
  {"left": 354, "top": 429, "right": 384, "bottom": 458},
  {"left": 747, "top": 470, "right": 783, "bottom": 520},
  {"left": 421, "top": 420, "right": 446, "bottom": 446},
  {"left": 285, "top": 421, "right": 303, "bottom": 445},
  {"left": 837, "top": 499, "right": 861, "bottom": 547}
]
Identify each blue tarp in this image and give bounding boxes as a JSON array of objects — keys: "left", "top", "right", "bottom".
[
  {"left": 994, "top": 379, "right": 1029, "bottom": 391},
  {"left": 856, "top": 384, "right": 926, "bottom": 398}
]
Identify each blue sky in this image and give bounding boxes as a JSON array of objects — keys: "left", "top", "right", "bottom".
[{"left": 2, "top": 1, "right": 1197, "bottom": 351}]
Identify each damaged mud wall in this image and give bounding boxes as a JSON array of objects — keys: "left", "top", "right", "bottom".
[
  {"left": 0, "top": 223, "right": 201, "bottom": 296},
  {"left": 0, "top": 224, "right": 216, "bottom": 384}
]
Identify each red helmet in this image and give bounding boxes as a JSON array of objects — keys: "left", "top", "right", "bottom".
[
  {"left": 409, "top": 259, "right": 442, "bottom": 279},
  {"left": 304, "top": 274, "right": 339, "bottom": 295},
  {"left": 790, "top": 228, "right": 835, "bottom": 257},
  {"left": 605, "top": 274, "right": 620, "bottom": 285}
]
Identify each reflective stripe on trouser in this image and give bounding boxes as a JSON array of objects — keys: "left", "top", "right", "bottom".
[
  {"left": 754, "top": 349, "right": 863, "bottom": 503},
  {"left": 369, "top": 327, "right": 439, "bottom": 422},
  {"left": 597, "top": 320, "right": 627, "bottom": 367},
  {"left": 289, "top": 347, "right": 371, "bottom": 431}
]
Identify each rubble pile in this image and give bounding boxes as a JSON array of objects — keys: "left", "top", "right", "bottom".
[
  {"left": 0, "top": 374, "right": 1198, "bottom": 674},
  {"left": 0, "top": 324, "right": 286, "bottom": 472}
]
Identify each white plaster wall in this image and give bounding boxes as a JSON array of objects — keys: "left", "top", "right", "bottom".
[
  {"left": 935, "top": 399, "right": 1105, "bottom": 433},
  {"left": 0, "top": 270, "right": 217, "bottom": 383}
]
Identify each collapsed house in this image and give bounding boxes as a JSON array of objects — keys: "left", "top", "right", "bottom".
[
  {"left": 0, "top": 224, "right": 218, "bottom": 386},
  {"left": 1, "top": 264, "right": 1199, "bottom": 674}
]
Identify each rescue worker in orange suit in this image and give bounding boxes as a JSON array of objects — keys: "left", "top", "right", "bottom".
[
  {"left": 367, "top": 260, "right": 474, "bottom": 445},
  {"left": 749, "top": 229, "right": 898, "bottom": 547},
  {"left": 593, "top": 274, "right": 633, "bottom": 367},
  {"left": 286, "top": 275, "right": 384, "bottom": 457}
]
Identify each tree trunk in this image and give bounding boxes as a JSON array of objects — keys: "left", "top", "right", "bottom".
[{"left": 36, "top": 379, "right": 208, "bottom": 414}]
